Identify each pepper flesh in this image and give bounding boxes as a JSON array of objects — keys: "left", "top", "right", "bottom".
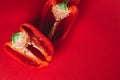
[
  {"left": 39, "top": 0, "right": 79, "bottom": 45},
  {"left": 4, "top": 23, "right": 54, "bottom": 68}
]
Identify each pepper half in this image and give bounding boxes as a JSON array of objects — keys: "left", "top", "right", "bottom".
[
  {"left": 39, "top": 0, "right": 79, "bottom": 45},
  {"left": 4, "top": 23, "right": 54, "bottom": 68}
]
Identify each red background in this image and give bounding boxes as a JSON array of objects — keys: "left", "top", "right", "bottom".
[{"left": 0, "top": 0, "right": 120, "bottom": 80}]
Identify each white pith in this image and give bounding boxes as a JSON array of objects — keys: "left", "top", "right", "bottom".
[
  {"left": 52, "top": 5, "right": 69, "bottom": 21},
  {"left": 11, "top": 32, "right": 40, "bottom": 62}
]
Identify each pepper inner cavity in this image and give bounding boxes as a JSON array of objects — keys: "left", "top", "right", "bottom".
[{"left": 11, "top": 31, "right": 46, "bottom": 61}]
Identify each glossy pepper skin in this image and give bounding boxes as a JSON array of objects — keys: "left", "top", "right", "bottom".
[
  {"left": 4, "top": 23, "right": 54, "bottom": 68},
  {"left": 39, "top": 0, "right": 79, "bottom": 45}
]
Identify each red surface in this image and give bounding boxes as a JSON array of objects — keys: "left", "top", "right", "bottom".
[{"left": 0, "top": 0, "right": 120, "bottom": 80}]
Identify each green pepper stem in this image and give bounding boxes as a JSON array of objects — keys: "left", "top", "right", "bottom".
[{"left": 64, "top": 0, "right": 70, "bottom": 4}]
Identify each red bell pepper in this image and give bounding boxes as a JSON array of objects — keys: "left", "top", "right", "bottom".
[
  {"left": 4, "top": 0, "right": 80, "bottom": 68},
  {"left": 39, "top": 0, "right": 79, "bottom": 45},
  {"left": 4, "top": 23, "right": 54, "bottom": 68}
]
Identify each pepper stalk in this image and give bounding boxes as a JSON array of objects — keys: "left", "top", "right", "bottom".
[{"left": 48, "top": 0, "right": 70, "bottom": 39}]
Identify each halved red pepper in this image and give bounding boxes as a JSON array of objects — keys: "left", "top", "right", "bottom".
[
  {"left": 39, "top": 0, "right": 79, "bottom": 45},
  {"left": 4, "top": 23, "right": 54, "bottom": 68},
  {"left": 4, "top": 0, "right": 80, "bottom": 68}
]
